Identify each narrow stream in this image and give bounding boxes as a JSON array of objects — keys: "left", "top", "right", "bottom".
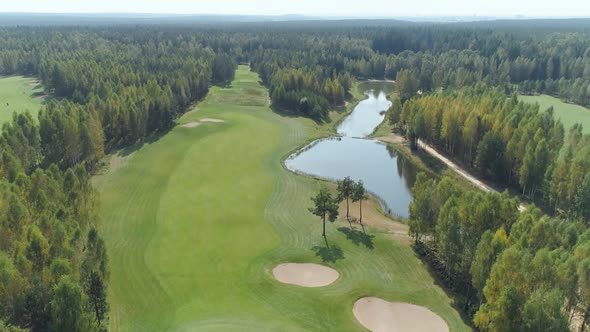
[{"left": 285, "top": 84, "right": 417, "bottom": 219}]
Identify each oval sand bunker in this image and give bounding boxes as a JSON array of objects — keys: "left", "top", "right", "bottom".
[
  {"left": 272, "top": 263, "right": 339, "bottom": 287},
  {"left": 182, "top": 121, "right": 201, "bottom": 128},
  {"left": 353, "top": 297, "right": 449, "bottom": 332},
  {"left": 200, "top": 118, "right": 225, "bottom": 123},
  {"left": 181, "top": 118, "right": 225, "bottom": 128}
]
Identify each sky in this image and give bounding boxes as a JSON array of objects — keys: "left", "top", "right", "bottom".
[{"left": 0, "top": 0, "right": 589, "bottom": 18}]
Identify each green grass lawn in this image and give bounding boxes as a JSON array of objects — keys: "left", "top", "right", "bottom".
[
  {"left": 95, "top": 66, "right": 470, "bottom": 331},
  {"left": 519, "top": 94, "right": 590, "bottom": 133},
  {"left": 0, "top": 76, "right": 48, "bottom": 124}
]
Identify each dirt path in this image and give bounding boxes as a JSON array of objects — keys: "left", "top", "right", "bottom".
[
  {"left": 417, "top": 139, "right": 495, "bottom": 193},
  {"left": 417, "top": 139, "right": 526, "bottom": 212},
  {"left": 377, "top": 134, "right": 525, "bottom": 212}
]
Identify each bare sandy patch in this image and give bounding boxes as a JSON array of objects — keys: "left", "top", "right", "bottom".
[
  {"left": 353, "top": 297, "right": 449, "bottom": 332},
  {"left": 272, "top": 263, "right": 339, "bottom": 287},
  {"left": 367, "top": 79, "right": 396, "bottom": 84},
  {"left": 376, "top": 134, "right": 405, "bottom": 145},
  {"left": 339, "top": 198, "right": 410, "bottom": 244},
  {"left": 182, "top": 121, "right": 201, "bottom": 128},
  {"left": 200, "top": 118, "right": 225, "bottom": 123},
  {"left": 181, "top": 119, "right": 225, "bottom": 128}
]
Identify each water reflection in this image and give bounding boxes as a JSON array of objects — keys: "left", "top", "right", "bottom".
[
  {"left": 388, "top": 145, "right": 418, "bottom": 193},
  {"left": 337, "top": 90, "right": 389, "bottom": 138},
  {"left": 286, "top": 84, "right": 416, "bottom": 219}
]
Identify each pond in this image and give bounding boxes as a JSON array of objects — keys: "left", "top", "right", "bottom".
[{"left": 285, "top": 84, "right": 417, "bottom": 219}]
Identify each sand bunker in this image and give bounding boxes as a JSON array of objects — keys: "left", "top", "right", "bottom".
[
  {"left": 181, "top": 118, "right": 225, "bottom": 128},
  {"left": 272, "top": 263, "right": 339, "bottom": 287},
  {"left": 353, "top": 297, "right": 449, "bottom": 332},
  {"left": 200, "top": 118, "right": 225, "bottom": 123},
  {"left": 182, "top": 121, "right": 201, "bottom": 128}
]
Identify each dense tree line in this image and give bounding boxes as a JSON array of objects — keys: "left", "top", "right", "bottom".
[
  {"left": 0, "top": 27, "right": 239, "bottom": 152},
  {"left": 409, "top": 174, "right": 519, "bottom": 315},
  {"left": 410, "top": 173, "right": 590, "bottom": 331},
  {"left": 366, "top": 26, "right": 590, "bottom": 107},
  {"left": 0, "top": 27, "right": 238, "bottom": 331},
  {"left": 248, "top": 23, "right": 590, "bottom": 117},
  {"left": 0, "top": 114, "right": 107, "bottom": 331},
  {"left": 370, "top": 22, "right": 590, "bottom": 330},
  {"left": 249, "top": 35, "right": 356, "bottom": 121},
  {"left": 390, "top": 87, "right": 590, "bottom": 221},
  {"left": 4, "top": 23, "right": 590, "bottom": 123}
]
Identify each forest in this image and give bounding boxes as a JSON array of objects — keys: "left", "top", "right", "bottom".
[
  {"left": 0, "top": 27, "right": 235, "bottom": 331},
  {"left": 393, "top": 76, "right": 590, "bottom": 331},
  {"left": 0, "top": 19, "right": 590, "bottom": 331},
  {"left": 389, "top": 88, "right": 590, "bottom": 219},
  {"left": 409, "top": 173, "right": 589, "bottom": 331}
]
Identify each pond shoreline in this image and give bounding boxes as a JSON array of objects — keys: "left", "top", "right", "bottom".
[{"left": 284, "top": 85, "right": 415, "bottom": 219}]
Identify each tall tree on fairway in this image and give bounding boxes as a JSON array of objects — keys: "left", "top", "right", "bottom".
[
  {"left": 352, "top": 180, "right": 368, "bottom": 224},
  {"left": 337, "top": 176, "right": 355, "bottom": 222},
  {"left": 309, "top": 188, "right": 339, "bottom": 237}
]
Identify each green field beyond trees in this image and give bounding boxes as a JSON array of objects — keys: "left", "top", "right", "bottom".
[
  {"left": 519, "top": 94, "right": 590, "bottom": 133},
  {"left": 0, "top": 76, "right": 47, "bottom": 124},
  {"left": 94, "top": 66, "right": 468, "bottom": 331}
]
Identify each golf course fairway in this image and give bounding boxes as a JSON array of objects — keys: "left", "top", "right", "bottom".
[
  {"left": 95, "top": 66, "right": 470, "bottom": 331},
  {"left": 0, "top": 75, "right": 48, "bottom": 124}
]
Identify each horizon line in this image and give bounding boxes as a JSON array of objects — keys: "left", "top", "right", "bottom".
[{"left": 0, "top": 12, "right": 589, "bottom": 19}]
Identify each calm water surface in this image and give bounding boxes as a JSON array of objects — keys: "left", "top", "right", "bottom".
[
  {"left": 337, "top": 90, "right": 389, "bottom": 137},
  {"left": 285, "top": 85, "right": 417, "bottom": 218}
]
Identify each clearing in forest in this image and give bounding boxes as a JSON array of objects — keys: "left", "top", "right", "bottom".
[
  {"left": 0, "top": 76, "right": 48, "bottom": 124},
  {"left": 95, "top": 66, "right": 470, "bottom": 331},
  {"left": 519, "top": 94, "right": 590, "bottom": 133}
]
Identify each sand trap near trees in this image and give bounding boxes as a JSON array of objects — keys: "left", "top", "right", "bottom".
[
  {"left": 181, "top": 118, "right": 225, "bottom": 128},
  {"left": 200, "top": 118, "right": 224, "bottom": 123},
  {"left": 353, "top": 297, "right": 449, "bottom": 332},
  {"left": 182, "top": 121, "right": 201, "bottom": 128},
  {"left": 272, "top": 263, "right": 339, "bottom": 287}
]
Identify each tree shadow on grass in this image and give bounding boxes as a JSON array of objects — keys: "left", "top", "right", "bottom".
[
  {"left": 214, "top": 81, "right": 233, "bottom": 88},
  {"left": 412, "top": 242, "right": 474, "bottom": 325},
  {"left": 269, "top": 104, "right": 327, "bottom": 125},
  {"left": 415, "top": 150, "right": 448, "bottom": 174},
  {"left": 338, "top": 227, "right": 375, "bottom": 250},
  {"left": 117, "top": 131, "right": 166, "bottom": 157},
  {"left": 311, "top": 237, "right": 344, "bottom": 263}
]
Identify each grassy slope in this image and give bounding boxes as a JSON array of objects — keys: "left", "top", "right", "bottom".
[
  {"left": 519, "top": 94, "right": 590, "bottom": 133},
  {"left": 0, "top": 76, "right": 47, "bottom": 124},
  {"left": 95, "top": 66, "right": 469, "bottom": 331}
]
